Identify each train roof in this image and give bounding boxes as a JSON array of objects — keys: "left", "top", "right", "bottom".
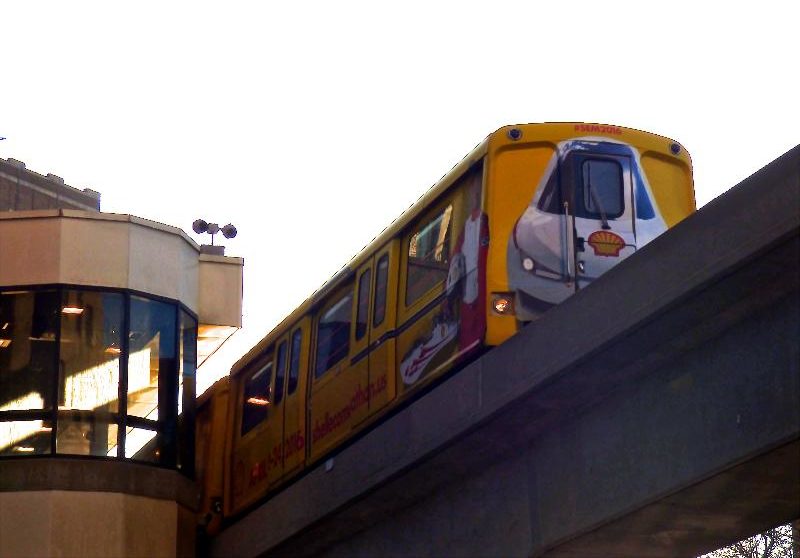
[{"left": 229, "top": 122, "right": 690, "bottom": 377}]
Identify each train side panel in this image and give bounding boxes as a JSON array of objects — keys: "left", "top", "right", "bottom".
[
  {"left": 308, "top": 281, "right": 370, "bottom": 460},
  {"left": 226, "top": 318, "right": 312, "bottom": 518},
  {"left": 195, "top": 378, "right": 230, "bottom": 534},
  {"left": 281, "top": 318, "right": 311, "bottom": 479},
  {"left": 366, "top": 242, "right": 401, "bottom": 418},
  {"left": 394, "top": 161, "right": 487, "bottom": 395},
  {"left": 227, "top": 351, "right": 274, "bottom": 515},
  {"left": 484, "top": 141, "right": 556, "bottom": 345}
]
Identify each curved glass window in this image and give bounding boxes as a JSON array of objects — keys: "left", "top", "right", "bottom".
[
  {"left": 128, "top": 296, "right": 176, "bottom": 420},
  {"left": 0, "top": 286, "right": 196, "bottom": 475},
  {"left": 0, "top": 290, "right": 59, "bottom": 413},
  {"left": 59, "top": 290, "right": 124, "bottom": 414}
]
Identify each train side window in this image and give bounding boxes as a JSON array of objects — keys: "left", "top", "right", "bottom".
[
  {"left": 241, "top": 362, "right": 272, "bottom": 436},
  {"left": 355, "top": 269, "right": 371, "bottom": 340},
  {"left": 314, "top": 288, "right": 353, "bottom": 378},
  {"left": 287, "top": 328, "right": 302, "bottom": 395},
  {"left": 582, "top": 159, "right": 624, "bottom": 219},
  {"left": 274, "top": 341, "right": 287, "bottom": 406},
  {"left": 373, "top": 254, "right": 389, "bottom": 327},
  {"left": 406, "top": 204, "right": 453, "bottom": 305}
]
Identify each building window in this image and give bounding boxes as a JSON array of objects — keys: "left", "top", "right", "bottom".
[
  {"left": 0, "top": 286, "right": 196, "bottom": 474},
  {"left": 58, "top": 290, "right": 124, "bottom": 414},
  {"left": 178, "top": 310, "right": 197, "bottom": 474}
]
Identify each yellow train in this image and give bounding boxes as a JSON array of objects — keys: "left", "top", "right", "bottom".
[{"left": 196, "top": 122, "right": 696, "bottom": 532}]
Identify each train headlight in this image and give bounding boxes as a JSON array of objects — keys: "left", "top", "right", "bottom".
[
  {"left": 518, "top": 249, "right": 562, "bottom": 280},
  {"left": 491, "top": 293, "right": 515, "bottom": 315}
]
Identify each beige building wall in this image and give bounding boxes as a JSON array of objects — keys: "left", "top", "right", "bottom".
[
  {"left": 0, "top": 491, "right": 195, "bottom": 557},
  {"left": 0, "top": 437, "right": 200, "bottom": 558},
  {"left": 0, "top": 210, "right": 242, "bottom": 330}
]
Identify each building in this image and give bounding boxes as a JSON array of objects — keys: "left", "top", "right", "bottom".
[
  {"left": 0, "top": 158, "right": 101, "bottom": 212},
  {"left": 0, "top": 160, "right": 243, "bottom": 557}
]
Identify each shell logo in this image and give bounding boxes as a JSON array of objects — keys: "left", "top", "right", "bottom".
[{"left": 587, "top": 230, "right": 626, "bottom": 257}]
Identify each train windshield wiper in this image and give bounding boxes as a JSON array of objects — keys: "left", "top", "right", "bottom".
[{"left": 588, "top": 173, "right": 611, "bottom": 230}]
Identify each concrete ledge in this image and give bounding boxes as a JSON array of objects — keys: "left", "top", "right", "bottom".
[{"left": 0, "top": 457, "right": 199, "bottom": 511}]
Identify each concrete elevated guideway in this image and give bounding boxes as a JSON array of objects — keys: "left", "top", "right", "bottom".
[{"left": 211, "top": 146, "right": 800, "bottom": 558}]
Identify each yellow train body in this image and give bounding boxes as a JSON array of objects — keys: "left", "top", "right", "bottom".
[{"left": 197, "top": 123, "right": 695, "bottom": 529}]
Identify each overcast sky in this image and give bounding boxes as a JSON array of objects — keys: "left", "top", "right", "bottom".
[{"left": 2, "top": 1, "right": 798, "bottom": 391}]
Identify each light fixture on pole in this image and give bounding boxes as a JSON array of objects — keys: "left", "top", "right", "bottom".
[{"left": 192, "top": 219, "right": 237, "bottom": 246}]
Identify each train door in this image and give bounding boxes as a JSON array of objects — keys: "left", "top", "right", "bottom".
[
  {"left": 263, "top": 336, "right": 289, "bottom": 486},
  {"left": 347, "top": 262, "right": 372, "bottom": 414},
  {"left": 367, "top": 243, "right": 399, "bottom": 414},
  {"left": 230, "top": 352, "right": 273, "bottom": 513},
  {"left": 565, "top": 146, "right": 636, "bottom": 291},
  {"left": 395, "top": 198, "right": 457, "bottom": 395},
  {"left": 308, "top": 281, "right": 368, "bottom": 461},
  {"left": 196, "top": 378, "right": 229, "bottom": 534},
  {"left": 281, "top": 320, "right": 309, "bottom": 477}
]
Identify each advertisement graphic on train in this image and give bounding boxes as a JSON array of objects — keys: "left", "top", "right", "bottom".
[
  {"left": 399, "top": 166, "right": 488, "bottom": 385},
  {"left": 508, "top": 137, "right": 668, "bottom": 321}
]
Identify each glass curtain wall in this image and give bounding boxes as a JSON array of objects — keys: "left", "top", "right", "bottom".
[{"left": 0, "top": 286, "right": 196, "bottom": 474}]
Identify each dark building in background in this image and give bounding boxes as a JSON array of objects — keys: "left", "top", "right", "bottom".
[{"left": 0, "top": 158, "right": 101, "bottom": 212}]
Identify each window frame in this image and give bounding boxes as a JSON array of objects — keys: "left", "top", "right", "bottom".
[
  {"left": 274, "top": 341, "right": 288, "bottom": 406},
  {"left": 355, "top": 269, "right": 371, "bottom": 341},
  {"left": 372, "top": 254, "right": 390, "bottom": 328},
  {"left": 287, "top": 328, "right": 302, "bottom": 396}
]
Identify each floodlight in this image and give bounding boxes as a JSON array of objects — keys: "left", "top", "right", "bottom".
[
  {"left": 221, "top": 224, "right": 237, "bottom": 239},
  {"left": 192, "top": 217, "right": 237, "bottom": 247},
  {"left": 192, "top": 219, "right": 209, "bottom": 234}
]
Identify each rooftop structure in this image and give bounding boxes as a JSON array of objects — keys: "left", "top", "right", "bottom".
[{"left": 0, "top": 158, "right": 101, "bottom": 212}]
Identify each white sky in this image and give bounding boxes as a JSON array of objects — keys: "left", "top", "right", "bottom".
[{"left": 2, "top": 1, "right": 798, "bottom": 392}]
